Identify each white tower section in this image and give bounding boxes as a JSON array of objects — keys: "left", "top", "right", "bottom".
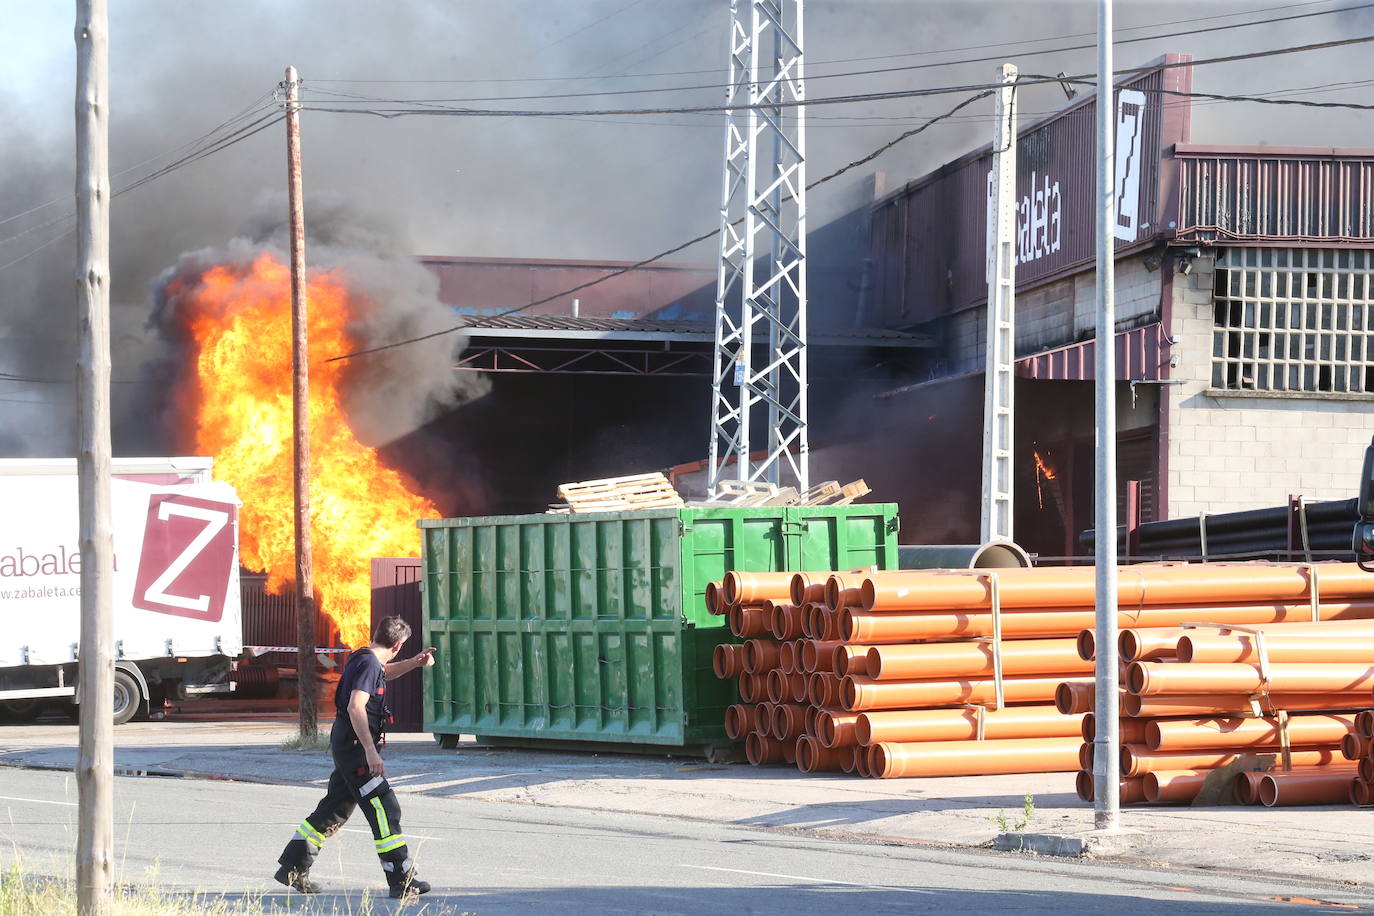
[{"left": 708, "top": 0, "right": 809, "bottom": 493}]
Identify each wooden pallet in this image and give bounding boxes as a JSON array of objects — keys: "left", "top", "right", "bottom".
[
  {"left": 694, "top": 477, "right": 871, "bottom": 507},
  {"left": 555, "top": 472, "right": 685, "bottom": 513}
]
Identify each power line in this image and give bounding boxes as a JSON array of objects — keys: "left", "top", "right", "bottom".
[
  {"left": 298, "top": 2, "right": 1374, "bottom": 107},
  {"left": 0, "top": 108, "right": 284, "bottom": 275},
  {"left": 296, "top": 34, "right": 1374, "bottom": 121},
  {"left": 0, "top": 92, "right": 276, "bottom": 233},
  {"left": 304, "top": 0, "right": 1346, "bottom": 86},
  {"left": 323, "top": 90, "right": 993, "bottom": 365}
]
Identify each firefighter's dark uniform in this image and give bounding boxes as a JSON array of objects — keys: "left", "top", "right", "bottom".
[{"left": 277, "top": 648, "right": 416, "bottom": 890}]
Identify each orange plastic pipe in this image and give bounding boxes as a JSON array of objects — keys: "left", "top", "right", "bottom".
[
  {"left": 816, "top": 709, "right": 863, "bottom": 748},
  {"left": 1121, "top": 692, "right": 1367, "bottom": 718},
  {"left": 868, "top": 737, "right": 1081, "bottom": 778},
  {"left": 750, "top": 702, "right": 772, "bottom": 735},
  {"left": 801, "top": 640, "right": 843, "bottom": 674},
  {"left": 1361, "top": 757, "right": 1374, "bottom": 783},
  {"left": 1128, "top": 661, "right": 1374, "bottom": 696},
  {"left": 725, "top": 570, "right": 823, "bottom": 606},
  {"left": 705, "top": 581, "right": 725, "bottom": 616},
  {"left": 1143, "top": 769, "right": 1210, "bottom": 804},
  {"left": 745, "top": 732, "right": 788, "bottom": 765},
  {"left": 821, "top": 608, "right": 843, "bottom": 642},
  {"left": 1350, "top": 777, "right": 1374, "bottom": 806},
  {"left": 768, "top": 602, "right": 807, "bottom": 641},
  {"left": 1076, "top": 770, "right": 1147, "bottom": 805},
  {"left": 797, "top": 735, "right": 849, "bottom": 773},
  {"left": 787, "top": 670, "right": 809, "bottom": 704},
  {"left": 1259, "top": 765, "right": 1360, "bottom": 806},
  {"left": 1121, "top": 746, "right": 1340, "bottom": 778},
  {"left": 771, "top": 703, "right": 808, "bottom": 741},
  {"left": 825, "top": 572, "right": 866, "bottom": 612},
  {"left": 807, "top": 672, "right": 842, "bottom": 708},
  {"left": 765, "top": 670, "right": 788, "bottom": 704},
  {"left": 1055, "top": 682, "right": 1100, "bottom": 716},
  {"left": 738, "top": 672, "right": 765, "bottom": 703},
  {"left": 790, "top": 572, "right": 828, "bottom": 607},
  {"left": 842, "top": 602, "right": 1374, "bottom": 643},
  {"left": 724, "top": 704, "right": 750, "bottom": 740},
  {"left": 729, "top": 606, "right": 770, "bottom": 639},
  {"left": 842, "top": 675, "right": 1083, "bottom": 712},
  {"left": 840, "top": 745, "right": 859, "bottom": 774},
  {"left": 834, "top": 645, "right": 876, "bottom": 678},
  {"left": 866, "top": 638, "right": 1093, "bottom": 681},
  {"left": 1343, "top": 733, "right": 1372, "bottom": 760},
  {"left": 1359, "top": 710, "right": 1374, "bottom": 739},
  {"left": 1178, "top": 631, "right": 1374, "bottom": 664},
  {"left": 742, "top": 639, "right": 783, "bottom": 675},
  {"left": 858, "top": 563, "right": 1374, "bottom": 614},
  {"left": 712, "top": 643, "right": 745, "bottom": 680},
  {"left": 855, "top": 705, "right": 1079, "bottom": 745},
  {"left": 1234, "top": 770, "right": 1267, "bottom": 805},
  {"left": 1119, "top": 627, "right": 1190, "bottom": 663},
  {"left": 1146, "top": 714, "right": 1355, "bottom": 752},
  {"left": 1080, "top": 714, "right": 1149, "bottom": 745},
  {"left": 777, "top": 640, "right": 798, "bottom": 675},
  {"left": 854, "top": 744, "right": 873, "bottom": 778}
]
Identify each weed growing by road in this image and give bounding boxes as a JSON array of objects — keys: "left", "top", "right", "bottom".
[
  {"left": 991, "top": 793, "right": 1037, "bottom": 834},
  {"left": 278, "top": 730, "right": 331, "bottom": 752}
]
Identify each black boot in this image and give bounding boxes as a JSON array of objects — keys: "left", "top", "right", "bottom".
[
  {"left": 274, "top": 865, "right": 323, "bottom": 894},
  {"left": 388, "top": 870, "right": 431, "bottom": 899}
]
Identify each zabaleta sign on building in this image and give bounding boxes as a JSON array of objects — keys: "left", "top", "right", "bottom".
[{"left": 869, "top": 54, "right": 1193, "bottom": 327}]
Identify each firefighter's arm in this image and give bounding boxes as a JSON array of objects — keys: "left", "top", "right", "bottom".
[
  {"left": 347, "top": 688, "right": 384, "bottom": 776},
  {"left": 383, "top": 647, "right": 437, "bottom": 681}
]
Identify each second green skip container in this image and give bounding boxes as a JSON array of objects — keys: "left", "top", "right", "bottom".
[{"left": 421, "top": 504, "right": 898, "bottom": 751}]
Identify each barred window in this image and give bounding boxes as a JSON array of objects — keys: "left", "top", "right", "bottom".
[{"left": 1211, "top": 248, "right": 1374, "bottom": 394}]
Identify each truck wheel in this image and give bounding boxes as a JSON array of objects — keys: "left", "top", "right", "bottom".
[
  {"left": 434, "top": 733, "right": 460, "bottom": 750},
  {"left": 112, "top": 670, "right": 141, "bottom": 726},
  {"left": 0, "top": 699, "right": 42, "bottom": 722}
]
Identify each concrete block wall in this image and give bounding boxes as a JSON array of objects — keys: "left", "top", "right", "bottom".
[{"left": 1165, "top": 251, "right": 1374, "bottom": 518}]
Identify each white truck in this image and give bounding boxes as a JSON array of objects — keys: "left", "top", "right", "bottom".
[{"left": 0, "top": 458, "right": 243, "bottom": 724}]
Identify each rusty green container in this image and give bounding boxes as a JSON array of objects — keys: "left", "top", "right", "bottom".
[{"left": 420, "top": 504, "right": 898, "bottom": 751}]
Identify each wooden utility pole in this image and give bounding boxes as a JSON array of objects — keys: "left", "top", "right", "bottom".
[
  {"left": 75, "top": 1, "right": 114, "bottom": 913},
  {"left": 285, "top": 66, "right": 318, "bottom": 738}
]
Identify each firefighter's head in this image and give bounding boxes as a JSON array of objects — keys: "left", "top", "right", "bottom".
[{"left": 372, "top": 615, "right": 412, "bottom": 659}]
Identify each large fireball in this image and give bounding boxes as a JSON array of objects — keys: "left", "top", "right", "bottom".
[{"left": 171, "top": 251, "right": 436, "bottom": 647}]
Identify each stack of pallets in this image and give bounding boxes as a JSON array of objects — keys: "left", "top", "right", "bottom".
[{"left": 550, "top": 473, "right": 685, "bottom": 513}]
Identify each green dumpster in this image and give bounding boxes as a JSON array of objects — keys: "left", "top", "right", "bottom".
[{"left": 420, "top": 504, "right": 898, "bottom": 751}]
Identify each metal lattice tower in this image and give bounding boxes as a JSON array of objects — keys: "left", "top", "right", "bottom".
[
  {"left": 981, "top": 64, "right": 1018, "bottom": 543},
  {"left": 707, "top": 0, "right": 809, "bottom": 494}
]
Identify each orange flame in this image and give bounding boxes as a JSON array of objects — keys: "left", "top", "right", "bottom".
[
  {"left": 178, "top": 252, "right": 436, "bottom": 647},
  {"left": 1032, "top": 449, "right": 1057, "bottom": 511}
]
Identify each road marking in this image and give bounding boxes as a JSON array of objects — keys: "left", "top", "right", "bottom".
[
  {"left": 0, "top": 795, "right": 77, "bottom": 807},
  {"left": 681, "top": 864, "right": 937, "bottom": 894}
]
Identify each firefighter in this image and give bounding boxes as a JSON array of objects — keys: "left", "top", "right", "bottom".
[{"left": 274, "top": 615, "right": 436, "bottom": 899}]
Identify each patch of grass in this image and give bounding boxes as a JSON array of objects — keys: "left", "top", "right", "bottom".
[
  {"left": 0, "top": 864, "right": 463, "bottom": 915},
  {"left": 278, "top": 730, "right": 331, "bottom": 752}
]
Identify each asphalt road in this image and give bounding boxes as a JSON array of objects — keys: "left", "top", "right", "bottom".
[{"left": 0, "top": 766, "right": 1367, "bottom": 914}]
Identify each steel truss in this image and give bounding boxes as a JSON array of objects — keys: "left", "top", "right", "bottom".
[{"left": 707, "top": 0, "right": 809, "bottom": 493}]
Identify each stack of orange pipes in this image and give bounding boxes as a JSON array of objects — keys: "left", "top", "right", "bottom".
[
  {"left": 713, "top": 562, "right": 1374, "bottom": 783},
  {"left": 1343, "top": 709, "right": 1374, "bottom": 806},
  {"left": 1071, "top": 615, "right": 1374, "bottom": 805}
]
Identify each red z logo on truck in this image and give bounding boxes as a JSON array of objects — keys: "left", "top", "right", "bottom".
[{"left": 131, "top": 494, "right": 237, "bottom": 622}]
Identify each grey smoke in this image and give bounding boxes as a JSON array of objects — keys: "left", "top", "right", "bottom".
[{"left": 149, "top": 194, "right": 489, "bottom": 449}]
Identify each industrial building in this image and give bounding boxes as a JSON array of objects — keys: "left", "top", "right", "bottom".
[{"left": 408, "top": 53, "right": 1374, "bottom": 560}]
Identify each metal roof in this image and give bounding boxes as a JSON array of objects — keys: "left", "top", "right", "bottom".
[{"left": 460, "top": 314, "right": 934, "bottom": 347}]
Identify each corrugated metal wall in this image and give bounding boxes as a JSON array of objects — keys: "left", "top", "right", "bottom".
[
  {"left": 370, "top": 558, "right": 425, "bottom": 733},
  {"left": 239, "top": 572, "right": 341, "bottom": 665},
  {"left": 1176, "top": 146, "right": 1374, "bottom": 243},
  {"left": 868, "top": 57, "right": 1192, "bottom": 326}
]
